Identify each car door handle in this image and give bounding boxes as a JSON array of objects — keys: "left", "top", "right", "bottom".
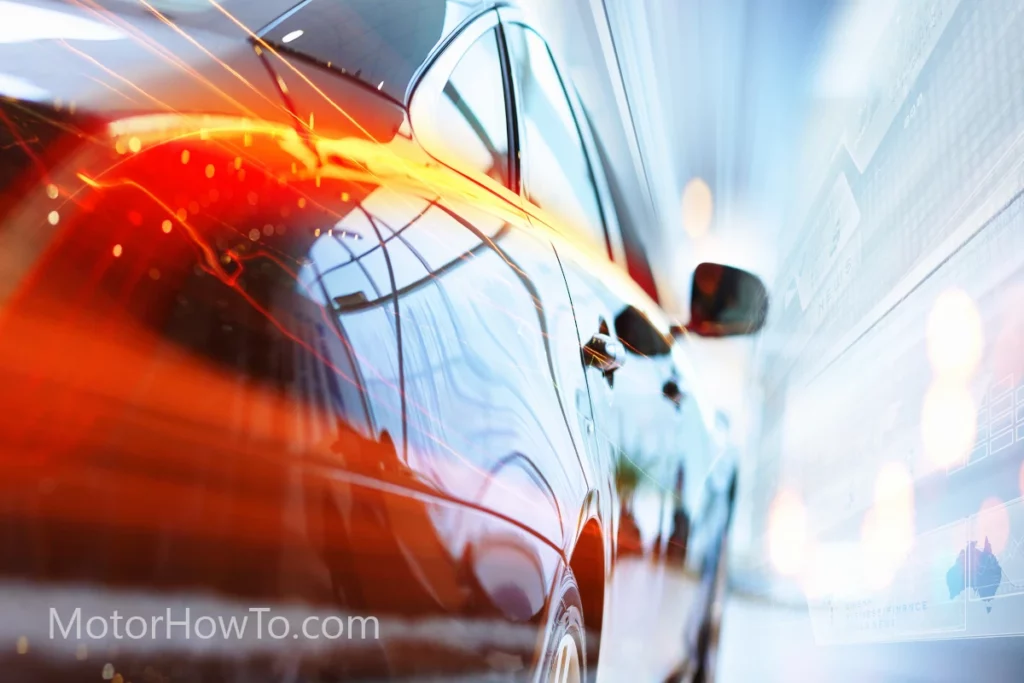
[
  {"left": 582, "top": 333, "right": 625, "bottom": 378},
  {"left": 662, "top": 379, "right": 685, "bottom": 410}
]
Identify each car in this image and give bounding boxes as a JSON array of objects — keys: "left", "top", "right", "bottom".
[{"left": 0, "top": 1, "right": 767, "bottom": 680}]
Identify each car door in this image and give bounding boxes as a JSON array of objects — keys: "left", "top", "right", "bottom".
[
  {"left": 500, "top": 17, "right": 717, "bottom": 552},
  {"left": 402, "top": 10, "right": 593, "bottom": 554},
  {"left": 0, "top": 5, "right": 583, "bottom": 679}
]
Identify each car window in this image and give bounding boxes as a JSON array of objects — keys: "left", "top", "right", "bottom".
[
  {"left": 416, "top": 28, "right": 511, "bottom": 187},
  {"left": 505, "top": 25, "right": 607, "bottom": 251},
  {"left": 262, "top": 0, "right": 484, "bottom": 102}
]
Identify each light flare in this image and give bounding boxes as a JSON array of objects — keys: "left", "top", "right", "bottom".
[
  {"left": 681, "top": 177, "right": 713, "bottom": 238},
  {"left": 926, "top": 287, "right": 983, "bottom": 381},
  {"left": 921, "top": 381, "right": 976, "bottom": 470},
  {"left": 858, "top": 461, "right": 915, "bottom": 590},
  {"left": 768, "top": 489, "right": 807, "bottom": 577}
]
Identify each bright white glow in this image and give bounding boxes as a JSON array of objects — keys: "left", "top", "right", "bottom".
[
  {"left": 921, "top": 381, "right": 976, "bottom": 470},
  {"left": 926, "top": 287, "right": 983, "bottom": 381},
  {"left": 0, "top": 1, "right": 124, "bottom": 44},
  {"left": 281, "top": 29, "right": 304, "bottom": 44},
  {"left": 681, "top": 177, "right": 713, "bottom": 238},
  {"left": 803, "top": 543, "right": 862, "bottom": 600},
  {"left": 768, "top": 489, "right": 807, "bottom": 577},
  {"left": 858, "top": 462, "right": 915, "bottom": 590},
  {"left": 0, "top": 73, "right": 49, "bottom": 101},
  {"left": 814, "top": 0, "right": 895, "bottom": 98}
]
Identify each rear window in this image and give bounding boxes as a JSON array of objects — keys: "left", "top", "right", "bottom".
[{"left": 261, "top": 0, "right": 485, "bottom": 102}]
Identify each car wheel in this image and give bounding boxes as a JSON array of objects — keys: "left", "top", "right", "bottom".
[{"left": 539, "top": 567, "right": 586, "bottom": 683}]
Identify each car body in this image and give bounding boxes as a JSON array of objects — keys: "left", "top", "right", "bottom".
[{"left": 0, "top": 1, "right": 765, "bottom": 680}]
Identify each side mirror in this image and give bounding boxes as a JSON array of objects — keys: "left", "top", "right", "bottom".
[{"left": 685, "top": 262, "right": 768, "bottom": 337}]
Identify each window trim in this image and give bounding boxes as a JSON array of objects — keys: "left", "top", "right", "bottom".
[
  {"left": 499, "top": 18, "right": 615, "bottom": 261},
  {"left": 407, "top": 10, "right": 516, "bottom": 190},
  {"left": 495, "top": 21, "right": 522, "bottom": 195}
]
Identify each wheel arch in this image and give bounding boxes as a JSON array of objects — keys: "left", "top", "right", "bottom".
[{"left": 569, "top": 514, "right": 606, "bottom": 665}]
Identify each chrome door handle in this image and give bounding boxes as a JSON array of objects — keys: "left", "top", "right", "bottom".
[{"left": 582, "top": 333, "right": 625, "bottom": 377}]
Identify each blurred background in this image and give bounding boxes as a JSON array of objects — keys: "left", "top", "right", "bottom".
[{"left": 519, "top": 0, "right": 1024, "bottom": 680}]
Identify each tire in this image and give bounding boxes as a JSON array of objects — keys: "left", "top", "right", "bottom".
[{"left": 538, "top": 567, "right": 587, "bottom": 683}]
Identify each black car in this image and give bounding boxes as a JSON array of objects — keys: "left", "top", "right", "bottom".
[{"left": 0, "top": 1, "right": 766, "bottom": 680}]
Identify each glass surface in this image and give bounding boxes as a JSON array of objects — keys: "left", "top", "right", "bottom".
[
  {"left": 505, "top": 25, "right": 606, "bottom": 249},
  {"left": 262, "top": 0, "right": 483, "bottom": 101},
  {"left": 428, "top": 28, "right": 511, "bottom": 186}
]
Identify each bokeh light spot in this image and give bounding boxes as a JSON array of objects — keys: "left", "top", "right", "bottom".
[
  {"left": 859, "top": 462, "right": 915, "bottom": 590},
  {"left": 926, "top": 288, "right": 983, "bottom": 381},
  {"left": 921, "top": 381, "right": 976, "bottom": 470},
  {"left": 768, "top": 489, "right": 807, "bottom": 576},
  {"left": 681, "top": 177, "right": 713, "bottom": 238},
  {"left": 874, "top": 461, "right": 915, "bottom": 517}
]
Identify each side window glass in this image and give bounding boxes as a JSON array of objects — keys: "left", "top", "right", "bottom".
[
  {"left": 505, "top": 26, "right": 607, "bottom": 250},
  {"left": 417, "top": 29, "right": 511, "bottom": 187}
]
